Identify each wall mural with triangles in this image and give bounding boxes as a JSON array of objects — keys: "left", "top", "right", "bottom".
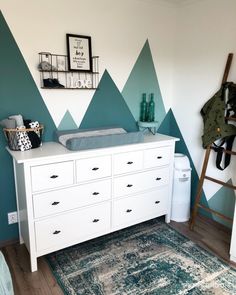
[
  {"left": 0, "top": 10, "right": 233, "bottom": 243},
  {"left": 122, "top": 40, "right": 166, "bottom": 128},
  {"left": 79, "top": 70, "right": 138, "bottom": 132},
  {"left": 58, "top": 110, "right": 78, "bottom": 131},
  {"left": 208, "top": 179, "right": 235, "bottom": 228},
  {"left": 0, "top": 11, "right": 56, "bottom": 242}
]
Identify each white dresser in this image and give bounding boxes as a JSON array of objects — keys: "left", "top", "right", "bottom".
[{"left": 7, "top": 133, "right": 178, "bottom": 272}]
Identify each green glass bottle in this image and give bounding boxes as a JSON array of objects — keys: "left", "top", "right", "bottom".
[
  {"left": 140, "top": 93, "right": 147, "bottom": 122},
  {"left": 147, "top": 93, "right": 155, "bottom": 122}
]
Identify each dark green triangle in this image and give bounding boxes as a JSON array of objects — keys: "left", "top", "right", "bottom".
[
  {"left": 0, "top": 11, "right": 56, "bottom": 241},
  {"left": 79, "top": 70, "right": 138, "bottom": 132},
  {"left": 122, "top": 40, "right": 166, "bottom": 127},
  {"left": 158, "top": 109, "right": 212, "bottom": 219},
  {"left": 208, "top": 179, "right": 235, "bottom": 228},
  {"left": 58, "top": 110, "right": 78, "bottom": 130}
]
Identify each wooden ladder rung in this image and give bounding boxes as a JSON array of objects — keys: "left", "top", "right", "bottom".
[
  {"left": 204, "top": 175, "right": 236, "bottom": 190},
  {"left": 197, "top": 204, "right": 233, "bottom": 222},
  {"left": 210, "top": 146, "right": 236, "bottom": 156},
  {"left": 225, "top": 116, "right": 236, "bottom": 122}
]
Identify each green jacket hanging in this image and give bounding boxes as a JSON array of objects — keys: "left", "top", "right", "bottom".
[
  {"left": 201, "top": 83, "right": 236, "bottom": 148},
  {"left": 201, "top": 82, "right": 236, "bottom": 170}
]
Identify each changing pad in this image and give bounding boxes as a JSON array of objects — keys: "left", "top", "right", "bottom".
[{"left": 56, "top": 127, "right": 144, "bottom": 151}]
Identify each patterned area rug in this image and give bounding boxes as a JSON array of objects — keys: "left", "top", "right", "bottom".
[{"left": 46, "top": 218, "right": 236, "bottom": 295}]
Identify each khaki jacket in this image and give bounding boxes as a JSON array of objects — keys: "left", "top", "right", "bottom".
[{"left": 201, "top": 83, "right": 236, "bottom": 148}]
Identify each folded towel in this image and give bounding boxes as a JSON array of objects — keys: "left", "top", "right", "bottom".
[
  {"left": 16, "top": 126, "right": 32, "bottom": 151},
  {"left": 0, "top": 119, "right": 16, "bottom": 129},
  {"left": 9, "top": 115, "right": 23, "bottom": 127}
]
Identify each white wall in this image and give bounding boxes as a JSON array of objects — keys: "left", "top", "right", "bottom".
[
  {"left": 173, "top": 0, "right": 236, "bottom": 200},
  {"left": 0, "top": 0, "right": 176, "bottom": 127}
]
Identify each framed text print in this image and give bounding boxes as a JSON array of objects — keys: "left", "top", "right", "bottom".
[{"left": 66, "top": 34, "right": 92, "bottom": 72}]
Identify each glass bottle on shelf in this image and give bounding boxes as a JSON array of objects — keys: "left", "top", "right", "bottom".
[
  {"left": 140, "top": 93, "right": 147, "bottom": 122},
  {"left": 147, "top": 93, "right": 155, "bottom": 122}
]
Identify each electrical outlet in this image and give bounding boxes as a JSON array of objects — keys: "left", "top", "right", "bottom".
[{"left": 8, "top": 211, "right": 18, "bottom": 224}]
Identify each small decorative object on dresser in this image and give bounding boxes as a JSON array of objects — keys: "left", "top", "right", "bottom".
[
  {"left": 138, "top": 93, "right": 157, "bottom": 134},
  {"left": 140, "top": 93, "right": 147, "bottom": 122},
  {"left": 138, "top": 121, "right": 159, "bottom": 135},
  {"left": 6, "top": 133, "right": 178, "bottom": 272},
  {"left": 147, "top": 93, "right": 155, "bottom": 122}
]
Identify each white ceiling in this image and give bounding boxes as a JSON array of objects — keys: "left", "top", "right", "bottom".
[
  {"left": 139, "top": 0, "right": 199, "bottom": 6},
  {"left": 166, "top": 0, "right": 195, "bottom": 4}
]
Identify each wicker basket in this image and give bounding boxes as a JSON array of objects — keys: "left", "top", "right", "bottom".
[{"left": 3, "top": 125, "right": 44, "bottom": 151}]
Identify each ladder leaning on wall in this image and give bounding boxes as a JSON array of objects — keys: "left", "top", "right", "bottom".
[{"left": 190, "top": 53, "right": 236, "bottom": 230}]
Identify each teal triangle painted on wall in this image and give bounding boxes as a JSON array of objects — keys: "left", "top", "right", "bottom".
[
  {"left": 158, "top": 109, "right": 212, "bottom": 219},
  {"left": 208, "top": 179, "right": 235, "bottom": 228},
  {"left": 122, "top": 40, "right": 166, "bottom": 127},
  {"left": 0, "top": 11, "right": 57, "bottom": 242},
  {"left": 79, "top": 70, "right": 138, "bottom": 132},
  {"left": 58, "top": 110, "right": 78, "bottom": 130}
]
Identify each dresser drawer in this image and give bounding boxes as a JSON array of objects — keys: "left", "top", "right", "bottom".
[
  {"left": 33, "top": 179, "right": 111, "bottom": 218},
  {"left": 35, "top": 202, "right": 111, "bottom": 252},
  {"left": 114, "top": 167, "right": 169, "bottom": 197},
  {"left": 144, "top": 146, "right": 171, "bottom": 168},
  {"left": 31, "top": 161, "right": 74, "bottom": 192},
  {"left": 113, "top": 151, "right": 143, "bottom": 175},
  {"left": 113, "top": 188, "right": 168, "bottom": 228},
  {"left": 76, "top": 156, "right": 111, "bottom": 182}
]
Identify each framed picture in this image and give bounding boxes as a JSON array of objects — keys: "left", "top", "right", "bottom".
[
  {"left": 66, "top": 34, "right": 92, "bottom": 72},
  {"left": 56, "top": 55, "right": 66, "bottom": 71}
]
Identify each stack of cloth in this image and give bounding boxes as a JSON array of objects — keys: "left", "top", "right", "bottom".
[{"left": 0, "top": 114, "right": 41, "bottom": 151}]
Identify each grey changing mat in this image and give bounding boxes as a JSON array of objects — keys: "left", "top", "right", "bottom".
[{"left": 55, "top": 127, "right": 144, "bottom": 151}]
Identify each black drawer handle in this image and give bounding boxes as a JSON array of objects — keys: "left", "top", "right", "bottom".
[
  {"left": 92, "top": 167, "right": 99, "bottom": 171},
  {"left": 53, "top": 230, "right": 61, "bottom": 235},
  {"left": 127, "top": 161, "right": 133, "bottom": 165},
  {"left": 50, "top": 175, "right": 59, "bottom": 179},
  {"left": 92, "top": 192, "right": 100, "bottom": 196},
  {"left": 126, "top": 184, "right": 133, "bottom": 187},
  {"left": 157, "top": 156, "right": 162, "bottom": 159},
  {"left": 93, "top": 219, "right": 100, "bottom": 223},
  {"left": 156, "top": 177, "right": 161, "bottom": 181},
  {"left": 52, "top": 201, "right": 60, "bottom": 206},
  {"left": 126, "top": 209, "right": 132, "bottom": 213},
  {"left": 155, "top": 201, "right": 160, "bottom": 204}
]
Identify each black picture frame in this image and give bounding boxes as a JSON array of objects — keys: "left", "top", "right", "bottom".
[{"left": 66, "top": 34, "right": 93, "bottom": 72}]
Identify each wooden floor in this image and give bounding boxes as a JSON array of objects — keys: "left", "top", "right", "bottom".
[{"left": 1, "top": 215, "right": 235, "bottom": 295}]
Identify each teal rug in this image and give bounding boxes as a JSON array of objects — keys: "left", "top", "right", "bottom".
[{"left": 46, "top": 218, "right": 236, "bottom": 295}]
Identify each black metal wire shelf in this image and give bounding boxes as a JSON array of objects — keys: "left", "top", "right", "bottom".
[
  {"left": 41, "top": 87, "right": 98, "bottom": 90},
  {"left": 39, "top": 70, "right": 99, "bottom": 74},
  {"left": 38, "top": 52, "right": 99, "bottom": 90}
]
